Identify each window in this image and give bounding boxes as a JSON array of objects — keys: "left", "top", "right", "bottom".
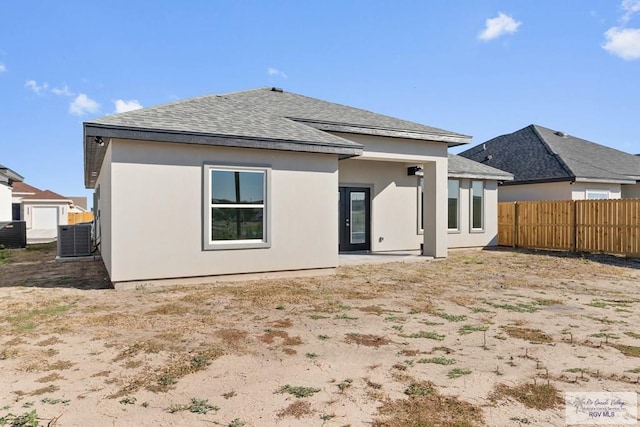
[
  {"left": 470, "top": 180, "right": 484, "bottom": 231},
  {"left": 204, "top": 165, "right": 270, "bottom": 250},
  {"left": 448, "top": 180, "right": 460, "bottom": 231},
  {"left": 586, "top": 189, "right": 609, "bottom": 200}
]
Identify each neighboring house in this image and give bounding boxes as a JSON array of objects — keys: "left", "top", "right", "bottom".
[
  {"left": 459, "top": 124, "right": 640, "bottom": 202},
  {"left": 11, "top": 182, "right": 72, "bottom": 243},
  {"left": 0, "top": 164, "right": 24, "bottom": 222},
  {"left": 83, "top": 87, "right": 506, "bottom": 285}
]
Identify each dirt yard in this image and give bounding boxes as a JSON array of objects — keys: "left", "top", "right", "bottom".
[{"left": 1, "top": 244, "right": 640, "bottom": 426}]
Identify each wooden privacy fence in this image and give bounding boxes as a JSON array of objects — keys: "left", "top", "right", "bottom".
[
  {"left": 68, "top": 212, "right": 94, "bottom": 225},
  {"left": 498, "top": 199, "right": 640, "bottom": 257}
]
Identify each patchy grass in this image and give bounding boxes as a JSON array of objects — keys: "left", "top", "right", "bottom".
[
  {"left": 447, "top": 368, "right": 472, "bottom": 379},
  {"left": 374, "top": 381, "right": 484, "bottom": 426},
  {"left": 502, "top": 326, "right": 553, "bottom": 344},
  {"left": 275, "top": 385, "right": 321, "bottom": 398},
  {"left": 434, "top": 312, "right": 467, "bottom": 322},
  {"left": 402, "top": 331, "right": 445, "bottom": 341},
  {"left": 276, "top": 400, "right": 313, "bottom": 419},
  {"left": 417, "top": 357, "right": 456, "bottom": 365},
  {"left": 6, "top": 303, "right": 76, "bottom": 333},
  {"left": 458, "top": 324, "right": 489, "bottom": 335},
  {"left": 344, "top": 333, "right": 390, "bottom": 347},
  {"left": 609, "top": 343, "right": 640, "bottom": 357},
  {"left": 490, "top": 383, "right": 564, "bottom": 410},
  {"left": 168, "top": 398, "right": 219, "bottom": 414}
]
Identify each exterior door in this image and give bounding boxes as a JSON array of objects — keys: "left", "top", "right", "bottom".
[{"left": 339, "top": 187, "right": 371, "bottom": 251}]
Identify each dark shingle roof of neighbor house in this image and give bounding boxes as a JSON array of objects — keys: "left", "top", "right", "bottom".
[
  {"left": 448, "top": 154, "right": 513, "bottom": 181},
  {"left": 84, "top": 87, "right": 471, "bottom": 187},
  {"left": 459, "top": 124, "right": 640, "bottom": 185}
]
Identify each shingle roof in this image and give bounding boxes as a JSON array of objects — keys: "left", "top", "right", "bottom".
[
  {"left": 448, "top": 154, "right": 513, "bottom": 181},
  {"left": 11, "top": 181, "right": 40, "bottom": 194},
  {"left": 459, "top": 124, "right": 640, "bottom": 185},
  {"left": 84, "top": 87, "right": 471, "bottom": 188},
  {"left": 22, "top": 189, "right": 69, "bottom": 201}
]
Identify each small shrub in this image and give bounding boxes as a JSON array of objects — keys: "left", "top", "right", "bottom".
[
  {"left": 448, "top": 368, "right": 472, "bottom": 379},
  {"left": 275, "top": 385, "right": 320, "bottom": 398},
  {"left": 417, "top": 357, "right": 456, "bottom": 365}
]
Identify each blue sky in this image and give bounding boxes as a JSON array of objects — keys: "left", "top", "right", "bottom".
[{"left": 1, "top": 1, "right": 640, "bottom": 203}]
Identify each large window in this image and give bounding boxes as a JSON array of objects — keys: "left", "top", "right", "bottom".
[
  {"left": 448, "top": 180, "right": 460, "bottom": 231},
  {"left": 204, "top": 166, "right": 270, "bottom": 250},
  {"left": 470, "top": 180, "right": 484, "bottom": 231}
]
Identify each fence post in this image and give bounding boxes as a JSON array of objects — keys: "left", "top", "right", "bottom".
[
  {"left": 513, "top": 202, "right": 518, "bottom": 249},
  {"left": 572, "top": 201, "right": 577, "bottom": 252}
]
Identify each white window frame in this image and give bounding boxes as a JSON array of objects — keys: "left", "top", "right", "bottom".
[
  {"left": 585, "top": 189, "right": 610, "bottom": 200},
  {"left": 470, "top": 180, "right": 485, "bottom": 232},
  {"left": 203, "top": 164, "right": 271, "bottom": 250},
  {"left": 448, "top": 179, "right": 460, "bottom": 233}
]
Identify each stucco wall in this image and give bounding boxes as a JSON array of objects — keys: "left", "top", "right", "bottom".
[
  {"left": 106, "top": 139, "right": 339, "bottom": 283},
  {"left": 622, "top": 183, "right": 640, "bottom": 199},
  {"left": 0, "top": 184, "right": 11, "bottom": 222},
  {"left": 499, "top": 181, "right": 622, "bottom": 201},
  {"left": 339, "top": 158, "right": 423, "bottom": 252},
  {"left": 95, "top": 143, "right": 113, "bottom": 279},
  {"left": 447, "top": 179, "right": 499, "bottom": 248}
]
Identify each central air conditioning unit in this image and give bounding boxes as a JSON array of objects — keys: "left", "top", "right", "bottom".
[{"left": 57, "top": 223, "right": 92, "bottom": 257}]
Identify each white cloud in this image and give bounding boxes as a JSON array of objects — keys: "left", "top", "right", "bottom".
[
  {"left": 69, "top": 93, "right": 100, "bottom": 116},
  {"left": 24, "top": 79, "right": 49, "bottom": 94},
  {"left": 478, "top": 12, "right": 522, "bottom": 41},
  {"left": 267, "top": 67, "right": 287, "bottom": 79},
  {"left": 603, "top": 26, "right": 640, "bottom": 59},
  {"left": 0, "top": 64, "right": 6, "bottom": 73},
  {"left": 114, "top": 99, "right": 143, "bottom": 113},
  {"left": 621, "top": 0, "right": 640, "bottom": 23},
  {"left": 51, "top": 85, "right": 74, "bottom": 97}
]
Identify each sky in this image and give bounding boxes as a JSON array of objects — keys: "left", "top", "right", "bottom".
[{"left": 1, "top": 1, "right": 640, "bottom": 205}]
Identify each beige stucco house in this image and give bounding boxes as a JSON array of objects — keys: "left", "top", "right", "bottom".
[
  {"left": 83, "top": 88, "right": 511, "bottom": 285},
  {"left": 0, "top": 164, "right": 23, "bottom": 222}
]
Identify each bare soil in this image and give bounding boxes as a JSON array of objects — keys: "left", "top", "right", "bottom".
[{"left": 1, "top": 244, "right": 640, "bottom": 426}]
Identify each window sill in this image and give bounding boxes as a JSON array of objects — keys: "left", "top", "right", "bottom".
[
  {"left": 469, "top": 229, "right": 485, "bottom": 234},
  {"left": 204, "top": 241, "right": 271, "bottom": 251},
  {"left": 448, "top": 229, "right": 461, "bottom": 234}
]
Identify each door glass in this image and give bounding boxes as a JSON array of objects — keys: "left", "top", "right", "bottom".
[{"left": 350, "top": 192, "right": 366, "bottom": 244}]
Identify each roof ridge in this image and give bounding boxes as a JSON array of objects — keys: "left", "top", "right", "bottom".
[{"left": 530, "top": 124, "right": 576, "bottom": 179}]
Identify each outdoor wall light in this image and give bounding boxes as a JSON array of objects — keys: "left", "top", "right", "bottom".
[{"left": 94, "top": 136, "right": 104, "bottom": 146}]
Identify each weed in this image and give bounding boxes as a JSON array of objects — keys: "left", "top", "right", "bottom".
[
  {"left": 402, "top": 331, "right": 445, "bottom": 341},
  {"left": 317, "top": 334, "right": 329, "bottom": 340},
  {"left": 120, "top": 396, "right": 137, "bottom": 405},
  {"left": 6, "top": 303, "right": 76, "bottom": 333},
  {"left": 320, "top": 413, "right": 335, "bottom": 421},
  {"left": 334, "top": 313, "right": 358, "bottom": 320},
  {"left": 168, "top": 398, "right": 219, "bottom": 414},
  {"left": 404, "top": 382, "right": 434, "bottom": 397},
  {"left": 190, "top": 355, "right": 212, "bottom": 369},
  {"left": 624, "top": 331, "right": 640, "bottom": 339},
  {"left": 275, "top": 304, "right": 285, "bottom": 310},
  {"left": 308, "top": 314, "right": 329, "bottom": 320},
  {"left": 417, "top": 357, "right": 456, "bottom": 365},
  {"left": 627, "top": 367, "right": 640, "bottom": 373},
  {"left": 421, "top": 320, "right": 444, "bottom": 326},
  {"left": 391, "top": 325, "right": 403, "bottom": 331},
  {"left": 157, "top": 375, "right": 178, "bottom": 387},
  {"left": 0, "top": 410, "right": 40, "bottom": 427},
  {"left": 337, "top": 379, "right": 353, "bottom": 392},
  {"left": 471, "top": 307, "right": 490, "bottom": 313},
  {"left": 305, "top": 352, "right": 318, "bottom": 359},
  {"left": 587, "top": 300, "right": 609, "bottom": 308},
  {"left": 589, "top": 333, "right": 619, "bottom": 340},
  {"left": 141, "top": 402, "right": 149, "bottom": 408},
  {"left": 458, "top": 325, "right": 489, "bottom": 335},
  {"left": 41, "top": 397, "right": 70, "bottom": 405},
  {"left": 565, "top": 368, "right": 583, "bottom": 373},
  {"left": 228, "top": 419, "right": 246, "bottom": 427},
  {"left": 535, "top": 299, "right": 562, "bottom": 306},
  {"left": 222, "top": 391, "right": 236, "bottom": 399},
  {"left": 448, "top": 368, "right": 472, "bottom": 379},
  {"left": 485, "top": 302, "right": 539, "bottom": 313},
  {"left": 275, "top": 385, "right": 321, "bottom": 398},
  {"left": 404, "top": 359, "right": 414, "bottom": 366},
  {"left": 384, "top": 315, "right": 406, "bottom": 322},
  {"left": 435, "top": 312, "right": 467, "bottom": 322}
]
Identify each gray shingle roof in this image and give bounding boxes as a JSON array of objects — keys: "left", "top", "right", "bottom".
[
  {"left": 459, "top": 124, "right": 640, "bottom": 185},
  {"left": 448, "top": 154, "right": 513, "bottom": 181},
  {"left": 84, "top": 87, "right": 471, "bottom": 187},
  {"left": 0, "top": 164, "right": 24, "bottom": 184}
]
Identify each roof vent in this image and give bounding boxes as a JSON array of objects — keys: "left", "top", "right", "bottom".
[
  {"left": 554, "top": 131, "right": 567, "bottom": 138},
  {"left": 270, "top": 87, "right": 283, "bottom": 93}
]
